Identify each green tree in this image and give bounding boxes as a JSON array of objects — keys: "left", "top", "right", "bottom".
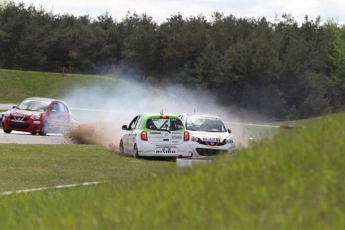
[
  {"left": 160, "top": 14, "right": 210, "bottom": 80},
  {"left": 325, "top": 20, "right": 345, "bottom": 80},
  {"left": 120, "top": 12, "right": 158, "bottom": 79}
]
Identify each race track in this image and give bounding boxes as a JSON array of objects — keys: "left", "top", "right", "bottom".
[
  {"left": 0, "top": 131, "right": 72, "bottom": 144},
  {"left": 1, "top": 103, "right": 276, "bottom": 146}
]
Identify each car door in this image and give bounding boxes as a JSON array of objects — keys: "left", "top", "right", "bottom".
[
  {"left": 124, "top": 116, "right": 139, "bottom": 153},
  {"left": 57, "top": 102, "right": 71, "bottom": 132},
  {"left": 129, "top": 116, "right": 142, "bottom": 151},
  {"left": 47, "top": 102, "right": 61, "bottom": 132}
]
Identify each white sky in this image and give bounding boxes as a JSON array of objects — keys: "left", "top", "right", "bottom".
[{"left": 10, "top": 0, "right": 345, "bottom": 25}]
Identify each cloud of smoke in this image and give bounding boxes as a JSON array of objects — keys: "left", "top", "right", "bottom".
[{"left": 62, "top": 74, "right": 275, "bottom": 151}]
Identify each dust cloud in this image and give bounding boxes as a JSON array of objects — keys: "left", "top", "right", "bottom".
[{"left": 62, "top": 77, "right": 275, "bottom": 152}]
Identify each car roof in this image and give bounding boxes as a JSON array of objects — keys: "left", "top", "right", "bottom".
[
  {"left": 182, "top": 113, "right": 221, "bottom": 119},
  {"left": 140, "top": 113, "right": 180, "bottom": 119},
  {"left": 23, "top": 97, "right": 69, "bottom": 105},
  {"left": 24, "top": 97, "right": 56, "bottom": 102}
]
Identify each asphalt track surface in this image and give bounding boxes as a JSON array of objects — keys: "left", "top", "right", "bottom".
[
  {"left": 0, "top": 131, "right": 72, "bottom": 144},
  {"left": 0, "top": 104, "right": 16, "bottom": 110}
]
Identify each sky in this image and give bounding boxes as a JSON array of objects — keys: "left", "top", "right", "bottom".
[{"left": 9, "top": 0, "right": 345, "bottom": 25}]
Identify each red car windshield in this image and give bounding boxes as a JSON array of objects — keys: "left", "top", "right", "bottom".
[{"left": 17, "top": 100, "right": 50, "bottom": 112}]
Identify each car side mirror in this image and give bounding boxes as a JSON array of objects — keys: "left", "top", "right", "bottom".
[
  {"left": 122, "top": 125, "right": 128, "bottom": 130},
  {"left": 227, "top": 128, "right": 232, "bottom": 134}
]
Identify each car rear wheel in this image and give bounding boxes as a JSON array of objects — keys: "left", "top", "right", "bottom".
[
  {"left": 133, "top": 144, "right": 140, "bottom": 158},
  {"left": 3, "top": 129, "right": 12, "bottom": 134},
  {"left": 119, "top": 140, "right": 125, "bottom": 155},
  {"left": 39, "top": 122, "right": 48, "bottom": 136},
  {"left": 30, "top": 132, "right": 37, "bottom": 135}
]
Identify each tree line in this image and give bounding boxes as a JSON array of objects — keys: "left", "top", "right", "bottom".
[{"left": 1, "top": 1, "right": 345, "bottom": 120}]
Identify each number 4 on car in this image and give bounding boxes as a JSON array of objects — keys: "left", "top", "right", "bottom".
[{"left": 119, "top": 113, "right": 192, "bottom": 158}]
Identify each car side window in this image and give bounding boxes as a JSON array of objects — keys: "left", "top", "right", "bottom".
[
  {"left": 135, "top": 116, "right": 142, "bottom": 129},
  {"left": 128, "top": 116, "right": 139, "bottom": 130},
  {"left": 58, "top": 102, "right": 69, "bottom": 113},
  {"left": 50, "top": 102, "right": 60, "bottom": 114}
]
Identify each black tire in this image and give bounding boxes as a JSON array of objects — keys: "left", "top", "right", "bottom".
[
  {"left": 133, "top": 144, "right": 140, "bottom": 158},
  {"left": 30, "top": 132, "right": 37, "bottom": 135},
  {"left": 39, "top": 122, "right": 48, "bottom": 136},
  {"left": 3, "top": 129, "right": 12, "bottom": 134},
  {"left": 119, "top": 140, "right": 125, "bottom": 155}
]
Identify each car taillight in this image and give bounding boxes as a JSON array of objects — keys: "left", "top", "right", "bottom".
[
  {"left": 184, "top": 131, "right": 190, "bottom": 141},
  {"left": 141, "top": 131, "right": 148, "bottom": 141}
]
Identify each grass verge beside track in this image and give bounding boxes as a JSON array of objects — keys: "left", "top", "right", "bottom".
[
  {"left": 0, "top": 113, "right": 344, "bottom": 229},
  {"left": 0, "top": 144, "right": 175, "bottom": 192},
  {"left": 0, "top": 69, "right": 121, "bottom": 103}
]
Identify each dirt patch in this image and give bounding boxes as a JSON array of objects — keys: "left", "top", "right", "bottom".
[{"left": 65, "top": 121, "right": 123, "bottom": 152}]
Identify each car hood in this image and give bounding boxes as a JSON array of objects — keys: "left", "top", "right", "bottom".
[
  {"left": 188, "top": 131, "right": 232, "bottom": 140},
  {"left": 10, "top": 109, "right": 43, "bottom": 116}
]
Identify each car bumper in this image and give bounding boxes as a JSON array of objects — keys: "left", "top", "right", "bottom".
[
  {"left": 137, "top": 142, "right": 193, "bottom": 158},
  {"left": 2, "top": 119, "right": 43, "bottom": 133},
  {"left": 191, "top": 142, "right": 235, "bottom": 157}
]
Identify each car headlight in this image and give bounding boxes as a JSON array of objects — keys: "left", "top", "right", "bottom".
[
  {"left": 4, "top": 111, "right": 10, "bottom": 117},
  {"left": 30, "top": 113, "right": 41, "bottom": 120},
  {"left": 191, "top": 136, "right": 198, "bottom": 142},
  {"left": 226, "top": 136, "right": 234, "bottom": 144}
]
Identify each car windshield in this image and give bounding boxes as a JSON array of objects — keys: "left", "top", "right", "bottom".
[
  {"left": 146, "top": 118, "right": 184, "bottom": 131},
  {"left": 186, "top": 116, "right": 226, "bottom": 132},
  {"left": 17, "top": 99, "right": 50, "bottom": 112}
]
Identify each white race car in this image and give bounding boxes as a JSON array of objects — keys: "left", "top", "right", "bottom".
[
  {"left": 178, "top": 113, "right": 235, "bottom": 157},
  {"left": 119, "top": 113, "right": 192, "bottom": 158}
]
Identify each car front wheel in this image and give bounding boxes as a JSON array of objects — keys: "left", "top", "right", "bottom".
[
  {"left": 3, "top": 129, "right": 12, "bottom": 134},
  {"left": 39, "top": 122, "right": 48, "bottom": 136},
  {"left": 133, "top": 144, "right": 140, "bottom": 158}
]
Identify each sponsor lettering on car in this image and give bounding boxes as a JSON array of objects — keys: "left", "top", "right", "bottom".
[
  {"left": 155, "top": 149, "right": 177, "bottom": 154},
  {"left": 149, "top": 132, "right": 162, "bottom": 134},
  {"left": 156, "top": 145, "right": 177, "bottom": 148},
  {"left": 203, "top": 138, "right": 220, "bottom": 142}
]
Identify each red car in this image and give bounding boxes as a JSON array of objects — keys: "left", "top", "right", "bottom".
[{"left": 2, "top": 97, "right": 73, "bottom": 135}]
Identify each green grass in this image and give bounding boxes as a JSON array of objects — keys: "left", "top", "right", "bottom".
[
  {"left": 0, "top": 113, "right": 344, "bottom": 229},
  {"left": 0, "top": 69, "right": 122, "bottom": 103},
  {"left": 0, "top": 144, "right": 176, "bottom": 192}
]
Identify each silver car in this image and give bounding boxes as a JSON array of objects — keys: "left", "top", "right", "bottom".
[{"left": 178, "top": 113, "right": 235, "bottom": 157}]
